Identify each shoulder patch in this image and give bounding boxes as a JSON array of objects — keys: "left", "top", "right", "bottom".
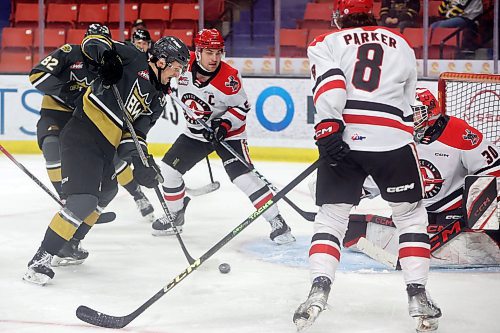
[
  {"left": 137, "top": 69, "right": 149, "bottom": 81},
  {"left": 60, "top": 44, "right": 72, "bottom": 53},
  {"left": 439, "top": 116, "right": 483, "bottom": 150},
  {"left": 224, "top": 75, "right": 240, "bottom": 93}
]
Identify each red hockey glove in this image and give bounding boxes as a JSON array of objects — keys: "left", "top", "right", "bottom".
[
  {"left": 314, "top": 119, "right": 350, "bottom": 166},
  {"left": 203, "top": 118, "right": 232, "bottom": 143}
]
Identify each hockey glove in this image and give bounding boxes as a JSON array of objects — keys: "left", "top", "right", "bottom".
[
  {"left": 99, "top": 49, "right": 123, "bottom": 85},
  {"left": 203, "top": 118, "right": 232, "bottom": 143},
  {"left": 132, "top": 155, "right": 162, "bottom": 188},
  {"left": 314, "top": 119, "right": 350, "bottom": 166},
  {"left": 118, "top": 139, "right": 147, "bottom": 163}
]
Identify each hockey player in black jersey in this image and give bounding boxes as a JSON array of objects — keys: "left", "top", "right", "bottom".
[
  {"left": 29, "top": 24, "right": 156, "bottom": 224},
  {"left": 23, "top": 33, "right": 190, "bottom": 285}
]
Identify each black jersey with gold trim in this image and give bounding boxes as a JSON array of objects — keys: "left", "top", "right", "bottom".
[
  {"left": 77, "top": 35, "right": 164, "bottom": 157},
  {"left": 29, "top": 43, "right": 94, "bottom": 112}
]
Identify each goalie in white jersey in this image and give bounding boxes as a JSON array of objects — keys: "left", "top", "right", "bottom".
[
  {"left": 293, "top": 0, "right": 441, "bottom": 332},
  {"left": 151, "top": 29, "right": 295, "bottom": 245},
  {"left": 346, "top": 88, "right": 500, "bottom": 266}
]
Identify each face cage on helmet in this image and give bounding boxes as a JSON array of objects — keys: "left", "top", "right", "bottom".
[{"left": 412, "top": 104, "right": 429, "bottom": 141}]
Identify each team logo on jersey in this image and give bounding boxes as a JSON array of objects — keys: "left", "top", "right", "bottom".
[
  {"left": 70, "top": 61, "right": 84, "bottom": 70},
  {"left": 60, "top": 44, "right": 72, "bottom": 53},
  {"left": 462, "top": 129, "right": 479, "bottom": 145},
  {"left": 124, "top": 79, "right": 152, "bottom": 120},
  {"left": 225, "top": 76, "right": 240, "bottom": 92},
  {"left": 419, "top": 159, "right": 444, "bottom": 199},
  {"left": 181, "top": 93, "right": 211, "bottom": 124},
  {"left": 351, "top": 133, "right": 366, "bottom": 141},
  {"left": 69, "top": 71, "right": 91, "bottom": 90},
  {"left": 178, "top": 76, "right": 189, "bottom": 86},
  {"left": 137, "top": 70, "right": 149, "bottom": 81}
]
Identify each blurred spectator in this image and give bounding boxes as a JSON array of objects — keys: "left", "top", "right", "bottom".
[
  {"left": 431, "top": 0, "right": 483, "bottom": 49},
  {"left": 131, "top": 19, "right": 147, "bottom": 35},
  {"left": 380, "top": 0, "right": 421, "bottom": 32}
]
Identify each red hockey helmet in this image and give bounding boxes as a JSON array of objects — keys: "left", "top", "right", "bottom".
[
  {"left": 334, "top": 0, "right": 374, "bottom": 17},
  {"left": 413, "top": 88, "right": 444, "bottom": 141},
  {"left": 194, "top": 29, "right": 225, "bottom": 50}
]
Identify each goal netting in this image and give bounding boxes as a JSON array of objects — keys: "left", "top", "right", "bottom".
[{"left": 438, "top": 72, "right": 500, "bottom": 148}]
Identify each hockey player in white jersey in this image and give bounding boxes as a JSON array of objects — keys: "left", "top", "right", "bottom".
[
  {"left": 293, "top": 0, "right": 441, "bottom": 331},
  {"left": 345, "top": 88, "right": 500, "bottom": 266},
  {"left": 151, "top": 29, "right": 295, "bottom": 245}
]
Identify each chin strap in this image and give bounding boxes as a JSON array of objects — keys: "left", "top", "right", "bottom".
[{"left": 149, "top": 63, "right": 170, "bottom": 93}]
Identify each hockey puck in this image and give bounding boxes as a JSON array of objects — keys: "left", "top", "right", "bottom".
[{"left": 218, "top": 263, "right": 231, "bottom": 274}]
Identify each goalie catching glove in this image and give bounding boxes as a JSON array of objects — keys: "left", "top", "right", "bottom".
[
  {"left": 203, "top": 118, "right": 231, "bottom": 143},
  {"left": 132, "top": 155, "right": 162, "bottom": 188},
  {"left": 314, "top": 119, "right": 350, "bottom": 166}
]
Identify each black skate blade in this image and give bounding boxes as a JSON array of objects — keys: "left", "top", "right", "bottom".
[
  {"left": 76, "top": 305, "right": 129, "bottom": 329},
  {"left": 96, "top": 212, "right": 116, "bottom": 224}
]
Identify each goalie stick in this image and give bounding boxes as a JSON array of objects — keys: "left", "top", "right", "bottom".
[
  {"left": 169, "top": 93, "right": 317, "bottom": 221},
  {"left": 112, "top": 85, "right": 195, "bottom": 265},
  {"left": 186, "top": 157, "right": 221, "bottom": 196},
  {"left": 75, "top": 159, "right": 320, "bottom": 328},
  {"left": 0, "top": 144, "right": 115, "bottom": 224}
]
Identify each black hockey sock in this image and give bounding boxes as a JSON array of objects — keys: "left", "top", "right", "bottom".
[{"left": 122, "top": 180, "right": 142, "bottom": 199}]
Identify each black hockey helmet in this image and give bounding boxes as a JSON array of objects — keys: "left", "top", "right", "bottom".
[
  {"left": 132, "top": 29, "right": 152, "bottom": 43},
  {"left": 151, "top": 36, "right": 190, "bottom": 69},
  {"left": 85, "top": 23, "right": 112, "bottom": 39}
]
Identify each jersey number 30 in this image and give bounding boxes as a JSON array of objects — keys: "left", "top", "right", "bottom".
[{"left": 352, "top": 43, "right": 383, "bottom": 92}]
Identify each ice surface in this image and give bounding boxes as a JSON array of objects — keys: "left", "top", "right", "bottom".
[{"left": 0, "top": 156, "right": 498, "bottom": 332}]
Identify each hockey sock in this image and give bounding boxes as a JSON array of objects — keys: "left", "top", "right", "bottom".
[
  {"left": 160, "top": 162, "right": 185, "bottom": 212},
  {"left": 389, "top": 201, "right": 430, "bottom": 285},
  {"left": 232, "top": 172, "right": 279, "bottom": 221},
  {"left": 310, "top": 203, "right": 351, "bottom": 283},
  {"left": 41, "top": 135, "right": 62, "bottom": 196},
  {"left": 42, "top": 207, "right": 84, "bottom": 255}
]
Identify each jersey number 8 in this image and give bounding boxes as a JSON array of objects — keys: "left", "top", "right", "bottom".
[{"left": 352, "top": 43, "right": 383, "bottom": 92}]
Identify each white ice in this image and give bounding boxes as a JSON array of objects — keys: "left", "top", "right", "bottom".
[{"left": 0, "top": 155, "right": 498, "bottom": 333}]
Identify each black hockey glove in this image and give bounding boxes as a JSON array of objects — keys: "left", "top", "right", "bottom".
[
  {"left": 202, "top": 118, "right": 232, "bottom": 143},
  {"left": 118, "top": 139, "right": 147, "bottom": 163},
  {"left": 314, "top": 119, "right": 350, "bottom": 166},
  {"left": 99, "top": 49, "right": 123, "bottom": 85},
  {"left": 132, "top": 155, "right": 162, "bottom": 188}
]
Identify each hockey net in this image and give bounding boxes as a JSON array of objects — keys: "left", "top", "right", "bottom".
[
  {"left": 438, "top": 72, "right": 500, "bottom": 225},
  {"left": 438, "top": 72, "right": 500, "bottom": 148}
]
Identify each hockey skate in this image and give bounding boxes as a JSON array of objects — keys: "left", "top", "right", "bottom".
[
  {"left": 134, "top": 189, "right": 155, "bottom": 222},
  {"left": 293, "top": 276, "right": 332, "bottom": 331},
  {"left": 152, "top": 197, "right": 191, "bottom": 236},
  {"left": 23, "top": 247, "right": 55, "bottom": 286},
  {"left": 51, "top": 238, "right": 89, "bottom": 267},
  {"left": 269, "top": 214, "right": 296, "bottom": 245},
  {"left": 407, "top": 284, "right": 442, "bottom": 332}
]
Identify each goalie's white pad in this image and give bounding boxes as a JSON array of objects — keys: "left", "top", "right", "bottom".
[{"left": 464, "top": 175, "right": 499, "bottom": 230}]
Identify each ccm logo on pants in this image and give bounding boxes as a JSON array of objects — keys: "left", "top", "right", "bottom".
[{"left": 387, "top": 183, "right": 415, "bottom": 193}]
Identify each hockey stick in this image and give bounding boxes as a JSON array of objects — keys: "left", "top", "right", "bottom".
[
  {"left": 76, "top": 159, "right": 320, "bottom": 328},
  {"left": 0, "top": 144, "right": 116, "bottom": 224},
  {"left": 169, "top": 93, "right": 317, "bottom": 221},
  {"left": 111, "top": 85, "right": 195, "bottom": 265},
  {"left": 186, "top": 156, "right": 221, "bottom": 196}
]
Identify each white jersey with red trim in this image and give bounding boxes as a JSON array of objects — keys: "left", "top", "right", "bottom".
[
  {"left": 308, "top": 26, "right": 417, "bottom": 152},
  {"left": 418, "top": 116, "right": 500, "bottom": 213},
  {"left": 176, "top": 53, "right": 250, "bottom": 141}
]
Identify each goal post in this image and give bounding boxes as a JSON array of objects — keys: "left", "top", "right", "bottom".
[{"left": 438, "top": 72, "right": 500, "bottom": 147}]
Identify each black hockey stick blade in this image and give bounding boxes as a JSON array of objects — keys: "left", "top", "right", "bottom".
[
  {"left": 186, "top": 181, "right": 221, "bottom": 196},
  {"left": 284, "top": 197, "right": 316, "bottom": 221},
  {"left": 76, "top": 305, "right": 130, "bottom": 329},
  {"left": 95, "top": 212, "right": 116, "bottom": 224},
  {"left": 76, "top": 160, "right": 320, "bottom": 329}
]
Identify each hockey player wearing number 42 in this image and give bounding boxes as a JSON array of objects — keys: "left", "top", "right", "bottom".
[
  {"left": 23, "top": 34, "right": 190, "bottom": 286},
  {"left": 29, "top": 24, "right": 156, "bottom": 226},
  {"left": 345, "top": 88, "right": 500, "bottom": 265},
  {"left": 293, "top": 0, "right": 441, "bottom": 332},
  {"left": 151, "top": 28, "right": 295, "bottom": 245}
]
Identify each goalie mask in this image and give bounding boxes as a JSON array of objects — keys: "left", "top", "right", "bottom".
[
  {"left": 332, "top": 0, "right": 374, "bottom": 28},
  {"left": 412, "top": 88, "right": 444, "bottom": 142}
]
